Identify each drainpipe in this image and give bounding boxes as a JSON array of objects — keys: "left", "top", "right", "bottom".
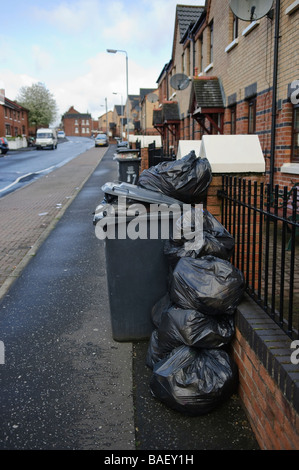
[
  {"left": 270, "top": 0, "right": 280, "bottom": 191},
  {"left": 192, "top": 32, "right": 195, "bottom": 139}
]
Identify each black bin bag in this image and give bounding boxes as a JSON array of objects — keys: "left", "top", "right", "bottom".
[
  {"left": 150, "top": 346, "right": 238, "bottom": 416},
  {"left": 170, "top": 255, "right": 245, "bottom": 315},
  {"left": 146, "top": 329, "right": 166, "bottom": 369},
  {"left": 151, "top": 293, "right": 172, "bottom": 328},
  {"left": 156, "top": 306, "right": 235, "bottom": 353},
  {"left": 164, "top": 208, "right": 235, "bottom": 268},
  {"left": 138, "top": 151, "right": 212, "bottom": 204}
]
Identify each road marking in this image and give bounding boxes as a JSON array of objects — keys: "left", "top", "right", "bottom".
[{"left": 0, "top": 165, "right": 56, "bottom": 193}]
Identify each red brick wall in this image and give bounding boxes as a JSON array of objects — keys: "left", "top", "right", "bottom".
[
  {"left": 232, "top": 328, "right": 299, "bottom": 450},
  {"left": 140, "top": 147, "right": 149, "bottom": 173},
  {"left": 0, "top": 104, "right": 29, "bottom": 137}
]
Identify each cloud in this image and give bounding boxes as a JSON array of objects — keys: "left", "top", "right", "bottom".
[
  {"left": 32, "top": 45, "right": 54, "bottom": 72},
  {"left": 0, "top": 71, "right": 39, "bottom": 100},
  {"left": 2, "top": 0, "right": 205, "bottom": 123},
  {"left": 32, "top": 0, "right": 103, "bottom": 34},
  {"left": 51, "top": 51, "right": 158, "bottom": 120}
]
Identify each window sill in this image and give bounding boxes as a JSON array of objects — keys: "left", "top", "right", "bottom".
[
  {"left": 204, "top": 63, "right": 213, "bottom": 73},
  {"left": 281, "top": 163, "right": 299, "bottom": 175},
  {"left": 242, "top": 21, "right": 260, "bottom": 36},
  {"left": 285, "top": 0, "right": 299, "bottom": 15},
  {"left": 225, "top": 38, "right": 238, "bottom": 53}
]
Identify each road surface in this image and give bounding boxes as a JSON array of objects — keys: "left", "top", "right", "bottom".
[{"left": 0, "top": 137, "right": 94, "bottom": 198}]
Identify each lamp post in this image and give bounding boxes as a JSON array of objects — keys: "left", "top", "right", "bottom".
[
  {"left": 100, "top": 97, "right": 108, "bottom": 136},
  {"left": 113, "top": 92, "right": 123, "bottom": 139},
  {"left": 107, "top": 49, "right": 129, "bottom": 143}
]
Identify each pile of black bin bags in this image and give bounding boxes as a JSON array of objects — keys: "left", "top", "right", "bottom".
[{"left": 138, "top": 151, "right": 245, "bottom": 416}]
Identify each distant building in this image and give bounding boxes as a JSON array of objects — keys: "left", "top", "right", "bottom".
[
  {"left": 140, "top": 88, "right": 161, "bottom": 136},
  {"left": 0, "top": 88, "right": 29, "bottom": 137},
  {"left": 62, "top": 106, "right": 92, "bottom": 137},
  {"left": 112, "top": 105, "right": 125, "bottom": 138},
  {"left": 97, "top": 110, "right": 114, "bottom": 136}
]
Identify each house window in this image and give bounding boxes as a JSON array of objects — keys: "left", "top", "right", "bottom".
[
  {"left": 86, "top": 119, "right": 89, "bottom": 125},
  {"left": 5, "top": 124, "right": 11, "bottom": 136},
  {"left": 292, "top": 106, "right": 299, "bottom": 163},
  {"left": 82, "top": 119, "right": 85, "bottom": 125},
  {"left": 230, "top": 106, "right": 236, "bottom": 134},
  {"left": 75, "top": 119, "right": 78, "bottom": 125},
  {"left": 82, "top": 128, "right": 85, "bottom": 133},
  {"left": 196, "top": 37, "right": 203, "bottom": 73},
  {"left": 233, "top": 15, "right": 239, "bottom": 40},
  {"left": 248, "top": 98, "right": 256, "bottom": 134},
  {"left": 185, "top": 45, "right": 190, "bottom": 76},
  {"left": 75, "top": 127, "right": 79, "bottom": 133},
  {"left": 210, "top": 21, "right": 214, "bottom": 63}
]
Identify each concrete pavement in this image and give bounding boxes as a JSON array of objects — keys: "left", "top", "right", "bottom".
[
  {"left": 0, "top": 144, "right": 136, "bottom": 450},
  {"left": 0, "top": 145, "right": 107, "bottom": 298}
]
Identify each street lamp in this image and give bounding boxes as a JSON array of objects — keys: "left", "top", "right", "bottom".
[
  {"left": 107, "top": 49, "right": 129, "bottom": 143},
  {"left": 100, "top": 97, "right": 108, "bottom": 136},
  {"left": 113, "top": 92, "right": 123, "bottom": 139}
]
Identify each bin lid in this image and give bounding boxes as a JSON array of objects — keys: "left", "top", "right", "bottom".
[
  {"left": 116, "top": 148, "right": 139, "bottom": 154},
  {"left": 102, "top": 182, "right": 184, "bottom": 206},
  {"left": 116, "top": 149, "right": 140, "bottom": 159},
  {"left": 116, "top": 157, "right": 141, "bottom": 162}
]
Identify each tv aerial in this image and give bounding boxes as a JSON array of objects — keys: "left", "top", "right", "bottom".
[
  {"left": 170, "top": 73, "right": 191, "bottom": 91},
  {"left": 229, "top": 0, "right": 274, "bottom": 21},
  {"left": 147, "top": 93, "right": 159, "bottom": 103}
]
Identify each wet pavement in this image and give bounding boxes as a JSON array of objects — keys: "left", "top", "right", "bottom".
[{"left": 0, "top": 143, "right": 259, "bottom": 453}]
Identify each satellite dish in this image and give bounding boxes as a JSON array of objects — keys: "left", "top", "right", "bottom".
[
  {"left": 229, "top": 0, "right": 273, "bottom": 21},
  {"left": 170, "top": 73, "right": 191, "bottom": 91},
  {"left": 147, "top": 93, "right": 158, "bottom": 103}
]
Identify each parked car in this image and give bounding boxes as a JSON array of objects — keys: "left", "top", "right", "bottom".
[
  {"left": 57, "top": 131, "right": 65, "bottom": 139},
  {"left": 117, "top": 140, "right": 129, "bottom": 148},
  {"left": 95, "top": 133, "right": 108, "bottom": 147},
  {"left": 0, "top": 137, "right": 9, "bottom": 155}
]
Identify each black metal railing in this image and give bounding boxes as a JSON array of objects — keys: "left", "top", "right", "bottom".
[
  {"left": 219, "top": 176, "right": 299, "bottom": 339},
  {"left": 148, "top": 142, "right": 176, "bottom": 168}
]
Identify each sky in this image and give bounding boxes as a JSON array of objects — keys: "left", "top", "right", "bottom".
[{"left": 0, "top": 0, "right": 205, "bottom": 125}]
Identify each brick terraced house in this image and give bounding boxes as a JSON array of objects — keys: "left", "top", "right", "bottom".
[
  {"left": 0, "top": 88, "right": 29, "bottom": 138},
  {"left": 156, "top": 0, "right": 299, "bottom": 188},
  {"left": 62, "top": 106, "right": 92, "bottom": 137}
]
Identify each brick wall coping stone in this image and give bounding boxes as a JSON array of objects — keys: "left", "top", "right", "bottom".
[{"left": 235, "top": 294, "right": 299, "bottom": 415}]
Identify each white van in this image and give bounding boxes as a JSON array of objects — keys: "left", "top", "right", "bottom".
[{"left": 36, "top": 128, "right": 58, "bottom": 150}]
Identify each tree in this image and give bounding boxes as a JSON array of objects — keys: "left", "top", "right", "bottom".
[{"left": 16, "top": 82, "right": 58, "bottom": 128}]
